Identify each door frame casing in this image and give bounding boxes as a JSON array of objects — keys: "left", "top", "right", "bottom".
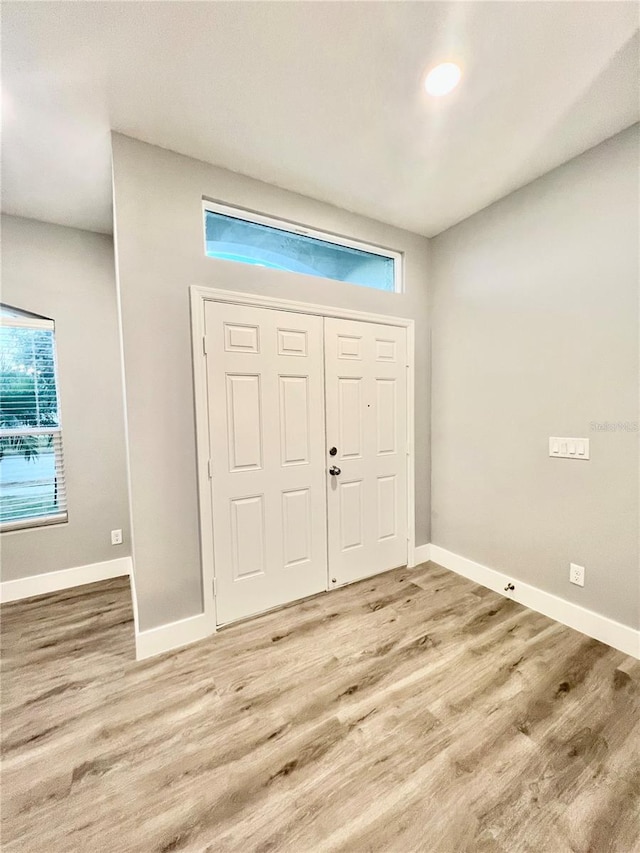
[{"left": 190, "top": 285, "right": 416, "bottom": 631}]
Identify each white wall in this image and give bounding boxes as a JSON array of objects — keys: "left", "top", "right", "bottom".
[
  {"left": 1, "top": 215, "right": 131, "bottom": 580},
  {"left": 111, "top": 133, "right": 431, "bottom": 632},
  {"left": 430, "top": 125, "right": 639, "bottom": 629}
]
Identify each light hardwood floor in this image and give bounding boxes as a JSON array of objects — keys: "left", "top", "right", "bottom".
[{"left": 1, "top": 563, "right": 639, "bottom": 853}]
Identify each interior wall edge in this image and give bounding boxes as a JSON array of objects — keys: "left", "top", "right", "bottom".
[
  {"left": 135, "top": 610, "right": 214, "bottom": 660},
  {"left": 411, "top": 544, "right": 431, "bottom": 566},
  {"left": 111, "top": 155, "right": 141, "bottom": 640}
]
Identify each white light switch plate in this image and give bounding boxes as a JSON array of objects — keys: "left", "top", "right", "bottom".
[{"left": 549, "top": 437, "right": 589, "bottom": 459}]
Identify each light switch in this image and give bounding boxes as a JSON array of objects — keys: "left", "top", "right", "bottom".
[{"left": 549, "top": 437, "right": 590, "bottom": 460}]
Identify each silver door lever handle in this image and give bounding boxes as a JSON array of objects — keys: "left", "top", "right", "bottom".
[{"left": 329, "top": 466, "right": 341, "bottom": 476}]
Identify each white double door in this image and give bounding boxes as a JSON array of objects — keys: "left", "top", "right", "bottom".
[{"left": 205, "top": 301, "right": 407, "bottom": 626}]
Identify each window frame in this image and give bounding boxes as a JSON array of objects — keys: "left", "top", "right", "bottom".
[
  {"left": 0, "top": 309, "right": 68, "bottom": 533},
  {"left": 202, "top": 200, "right": 404, "bottom": 294}
]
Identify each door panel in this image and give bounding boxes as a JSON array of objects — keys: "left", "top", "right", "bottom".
[
  {"left": 224, "top": 323, "right": 260, "bottom": 352},
  {"left": 206, "top": 302, "right": 327, "bottom": 625},
  {"left": 230, "top": 495, "right": 265, "bottom": 579},
  {"left": 338, "top": 378, "right": 364, "bottom": 458},
  {"left": 282, "top": 488, "right": 311, "bottom": 567},
  {"left": 339, "top": 479, "right": 364, "bottom": 551},
  {"left": 225, "top": 374, "right": 263, "bottom": 470},
  {"left": 377, "top": 474, "right": 397, "bottom": 541},
  {"left": 278, "top": 376, "right": 310, "bottom": 465},
  {"left": 325, "top": 318, "right": 407, "bottom": 586},
  {"left": 376, "top": 378, "right": 397, "bottom": 454}
]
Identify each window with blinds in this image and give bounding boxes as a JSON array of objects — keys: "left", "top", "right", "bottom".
[{"left": 0, "top": 305, "right": 67, "bottom": 531}]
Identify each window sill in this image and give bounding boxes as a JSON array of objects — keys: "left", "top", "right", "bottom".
[{"left": 0, "top": 513, "right": 68, "bottom": 534}]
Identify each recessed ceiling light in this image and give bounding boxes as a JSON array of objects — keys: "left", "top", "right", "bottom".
[{"left": 424, "top": 62, "right": 462, "bottom": 97}]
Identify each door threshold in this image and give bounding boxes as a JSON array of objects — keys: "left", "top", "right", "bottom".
[
  {"left": 216, "top": 586, "right": 331, "bottom": 631},
  {"left": 216, "top": 563, "right": 410, "bottom": 631}
]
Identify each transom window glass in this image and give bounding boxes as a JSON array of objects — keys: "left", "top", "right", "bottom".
[
  {"left": 204, "top": 204, "right": 401, "bottom": 293},
  {"left": 0, "top": 305, "right": 67, "bottom": 531}
]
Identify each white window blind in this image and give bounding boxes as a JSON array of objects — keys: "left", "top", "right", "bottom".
[{"left": 0, "top": 305, "right": 67, "bottom": 531}]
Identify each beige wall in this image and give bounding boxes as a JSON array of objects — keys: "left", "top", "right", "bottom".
[
  {"left": 430, "top": 125, "right": 639, "bottom": 629},
  {"left": 0, "top": 215, "right": 131, "bottom": 580},
  {"left": 111, "top": 133, "right": 431, "bottom": 631}
]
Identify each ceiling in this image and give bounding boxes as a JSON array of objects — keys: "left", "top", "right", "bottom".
[{"left": 1, "top": 2, "right": 638, "bottom": 238}]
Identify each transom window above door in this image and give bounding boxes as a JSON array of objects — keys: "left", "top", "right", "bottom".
[{"left": 203, "top": 202, "right": 402, "bottom": 293}]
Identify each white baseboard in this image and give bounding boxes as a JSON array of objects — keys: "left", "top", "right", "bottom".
[
  {"left": 135, "top": 611, "right": 214, "bottom": 660},
  {"left": 7, "top": 547, "right": 636, "bottom": 662},
  {"left": 430, "top": 544, "right": 640, "bottom": 659},
  {"left": 411, "top": 543, "right": 431, "bottom": 567},
  {"left": 0, "top": 557, "right": 133, "bottom": 603}
]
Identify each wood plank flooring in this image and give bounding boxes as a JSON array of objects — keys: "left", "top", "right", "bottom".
[{"left": 1, "top": 563, "right": 639, "bottom": 853}]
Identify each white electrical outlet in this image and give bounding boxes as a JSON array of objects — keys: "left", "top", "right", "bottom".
[
  {"left": 569, "top": 563, "right": 585, "bottom": 587},
  {"left": 111, "top": 529, "right": 123, "bottom": 546}
]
